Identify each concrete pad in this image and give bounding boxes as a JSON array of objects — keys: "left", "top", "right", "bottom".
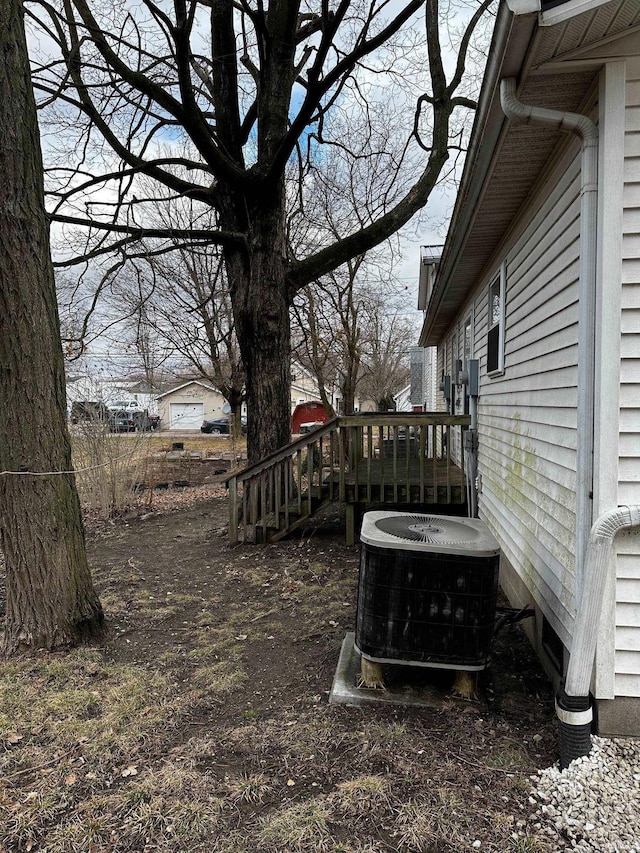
[{"left": 329, "top": 632, "right": 487, "bottom": 710}]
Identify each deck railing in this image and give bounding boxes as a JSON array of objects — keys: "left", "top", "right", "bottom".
[{"left": 227, "top": 412, "right": 471, "bottom": 544}]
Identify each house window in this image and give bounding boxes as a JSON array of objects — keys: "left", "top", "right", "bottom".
[
  {"left": 463, "top": 314, "right": 473, "bottom": 365},
  {"left": 487, "top": 263, "right": 505, "bottom": 375}
]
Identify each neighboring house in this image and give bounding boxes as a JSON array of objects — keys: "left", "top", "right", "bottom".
[
  {"left": 290, "top": 361, "right": 328, "bottom": 411},
  {"left": 66, "top": 375, "right": 160, "bottom": 415},
  {"left": 409, "top": 343, "right": 438, "bottom": 413},
  {"left": 419, "top": 0, "right": 640, "bottom": 735},
  {"left": 156, "top": 362, "right": 329, "bottom": 430},
  {"left": 156, "top": 381, "right": 227, "bottom": 430},
  {"left": 101, "top": 379, "right": 159, "bottom": 415},
  {"left": 393, "top": 384, "right": 412, "bottom": 413},
  {"left": 413, "top": 248, "right": 441, "bottom": 413}
]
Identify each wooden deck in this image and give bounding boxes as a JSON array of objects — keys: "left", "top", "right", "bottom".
[{"left": 227, "top": 413, "right": 470, "bottom": 545}]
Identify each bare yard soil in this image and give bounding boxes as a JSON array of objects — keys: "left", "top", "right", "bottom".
[{"left": 0, "top": 488, "right": 563, "bottom": 853}]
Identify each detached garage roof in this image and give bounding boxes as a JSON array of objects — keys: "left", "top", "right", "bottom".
[
  {"left": 419, "top": 0, "right": 640, "bottom": 346},
  {"left": 156, "top": 380, "right": 219, "bottom": 399}
]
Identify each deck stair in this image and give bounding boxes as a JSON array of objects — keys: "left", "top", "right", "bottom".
[{"left": 227, "top": 413, "right": 470, "bottom": 546}]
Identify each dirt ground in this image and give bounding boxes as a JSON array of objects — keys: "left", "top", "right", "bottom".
[{"left": 0, "top": 487, "right": 563, "bottom": 853}]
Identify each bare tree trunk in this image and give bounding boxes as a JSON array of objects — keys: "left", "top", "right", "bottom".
[
  {"left": 221, "top": 187, "right": 292, "bottom": 465},
  {"left": 0, "top": 0, "right": 104, "bottom": 654},
  {"left": 227, "top": 388, "right": 244, "bottom": 440},
  {"left": 234, "top": 243, "right": 292, "bottom": 466}
]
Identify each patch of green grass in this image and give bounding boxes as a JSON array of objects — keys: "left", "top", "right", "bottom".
[
  {"left": 192, "top": 657, "right": 248, "bottom": 694},
  {"left": 484, "top": 744, "right": 533, "bottom": 771},
  {"left": 0, "top": 646, "right": 191, "bottom": 850}
]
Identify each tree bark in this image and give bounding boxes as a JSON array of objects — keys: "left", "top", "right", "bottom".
[
  {"left": 223, "top": 193, "right": 292, "bottom": 466},
  {"left": 0, "top": 0, "right": 104, "bottom": 654},
  {"left": 242, "top": 264, "right": 291, "bottom": 465}
]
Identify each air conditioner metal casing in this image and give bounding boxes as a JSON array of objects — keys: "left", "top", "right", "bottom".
[{"left": 356, "top": 511, "right": 500, "bottom": 671}]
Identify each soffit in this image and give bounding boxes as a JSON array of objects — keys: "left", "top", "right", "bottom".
[{"left": 534, "top": 1, "right": 640, "bottom": 65}]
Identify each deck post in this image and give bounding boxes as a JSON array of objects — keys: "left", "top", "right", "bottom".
[
  {"left": 228, "top": 476, "right": 239, "bottom": 545},
  {"left": 346, "top": 502, "right": 363, "bottom": 547}
]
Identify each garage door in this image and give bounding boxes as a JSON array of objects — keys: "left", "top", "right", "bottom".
[{"left": 169, "top": 403, "right": 204, "bottom": 430}]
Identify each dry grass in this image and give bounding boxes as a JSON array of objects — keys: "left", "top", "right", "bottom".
[
  {"left": 0, "top": 649, "right": 201, "bottom": 852},
  {"left": 70, "top": 425, "right": 245, "bottom": 520},
  {"left": 259, "top": 799, "right": 334, "bottom": 852},
  {"left": 0, "top": 646, "right": 557, "bottom": 853},
  {"left": 0, "top": 494, "right": 560, "bottom": 853}
]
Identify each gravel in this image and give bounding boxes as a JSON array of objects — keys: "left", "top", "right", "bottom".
[{"left": 530, "top": 736, "right": 640, "bottom": 852}]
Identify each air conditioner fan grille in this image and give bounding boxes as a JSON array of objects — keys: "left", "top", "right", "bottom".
[{"left": 374, "top": 514, "right": 477, "bottom": 545}]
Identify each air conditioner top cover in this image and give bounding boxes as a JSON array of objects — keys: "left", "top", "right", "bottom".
[{"left": 360, "top": 511, "right": 500, "bottom": 558}]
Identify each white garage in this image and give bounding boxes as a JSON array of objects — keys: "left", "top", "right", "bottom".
[
  {"left": 157, "top": 380, "right": 227, "bottom": 431},
  {"left": 169, "top": 403, "right": 204, "bottom": 430}
]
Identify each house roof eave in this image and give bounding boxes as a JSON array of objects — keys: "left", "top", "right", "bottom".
[
  {"left": 419, "top": 4, "right": 537, "bottom": 347},
  {"left": 419, "top": 0, "right": 623, "bottom": 348},
  {"left": 156, "top": 379, "right": 219, "bottom": 399}
]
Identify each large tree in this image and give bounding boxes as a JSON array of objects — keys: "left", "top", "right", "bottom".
[
  {"left": 0, "top": 0, "right": 104, "bottom": 654},
  {"left": 31, "top": 0, "right": 491, "bottom": 463}
]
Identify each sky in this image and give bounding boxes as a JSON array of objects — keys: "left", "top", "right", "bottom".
[{"left": 32, "top": 1, "right": 491, "bottom": 378}]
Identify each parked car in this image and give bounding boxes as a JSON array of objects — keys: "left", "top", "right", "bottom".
[
  {"left": 109, "top": 410, "right": 136, "bottom": 432},
  {"left": 108, "top": 400, "right": 140, "bottom": 411},
  {"left": 70, "top": 401, "right": 109, "bottom": 424},
  {"left": 132, "top": 411, "right": 160, "bottom": 431},
  {"left": 201, "top": 416, "right": 247, "bottom": 435}
]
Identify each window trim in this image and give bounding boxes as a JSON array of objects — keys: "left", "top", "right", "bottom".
[{"left": 487, "top": 262, "right": 506, "bottom": 376}]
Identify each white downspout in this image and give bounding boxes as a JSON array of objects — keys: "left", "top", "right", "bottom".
[
  {"left": 500, "top": 77, "right": 598, "bottom": 599},
  {"left": 556, "top": 506, "right": 640, "bottom": 767},
  {"left": 565, "top": 506, "right": 640, "bottom": 696},
  {"left": 500, "top": 78, "right": 640, "bottom": 764}
]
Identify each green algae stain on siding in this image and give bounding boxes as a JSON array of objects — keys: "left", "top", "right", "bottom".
[{"left": 482, "top": 410, "right": 576, "bottom": 617}]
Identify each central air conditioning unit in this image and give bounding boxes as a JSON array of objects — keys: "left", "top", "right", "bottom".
[{"left": 355, "top": 511, "right": 500, "bottom": 671}]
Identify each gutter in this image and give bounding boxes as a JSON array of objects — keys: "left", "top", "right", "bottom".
[
  {"left": 501, "top": 77, "right": 640, "bottom": 767},
  {"left": 506, "top": 0, "right": 613, "bottom": 26}
]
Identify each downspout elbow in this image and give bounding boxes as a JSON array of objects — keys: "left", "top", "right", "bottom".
[
  {"left": 500, "top": 78, "right": 598, "bottom": 144},
  {"left": 558, "top": 505, "right": 640, "bottom": 767},
  {"left": 589, "top": 505, "right": 640, "bottom": 544}
]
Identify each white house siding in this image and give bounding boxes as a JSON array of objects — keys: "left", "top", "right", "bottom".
[
  {"left": 467, "top": 146, "right": 583, "bottom": 650},
  {"left": 616, "top": 61, "right": 640, "bottom": 697}
]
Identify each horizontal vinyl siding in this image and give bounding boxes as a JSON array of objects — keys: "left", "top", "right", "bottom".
[
  {"left": 476, "top": 151, "right": 581, "bottom": 644},
  {"left": 615, "top": 67, "right": 640, "bottom": 696}
]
